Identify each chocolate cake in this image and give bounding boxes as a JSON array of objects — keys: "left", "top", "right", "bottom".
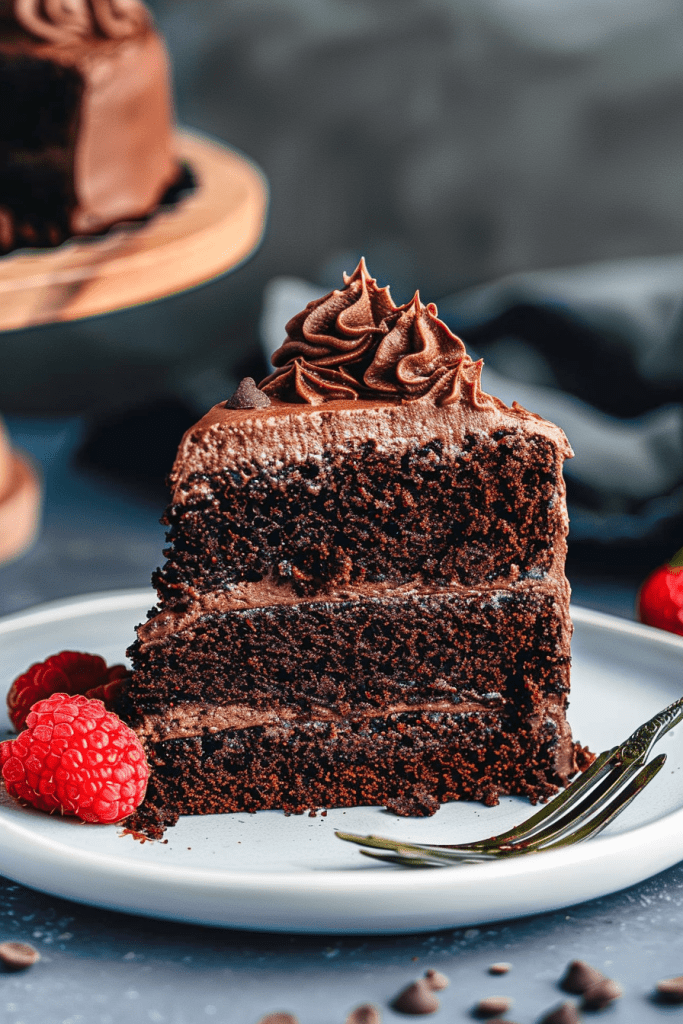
[
  {"left": 0, "top": 0, "right": 178, "bottom": 252},
  {"left": 120, "top": 260, "right": 588, "bottom": 831}
]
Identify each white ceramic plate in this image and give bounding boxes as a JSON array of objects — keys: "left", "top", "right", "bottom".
[{"left": 0, "top": 590, "right": 682, "bottom": 935}]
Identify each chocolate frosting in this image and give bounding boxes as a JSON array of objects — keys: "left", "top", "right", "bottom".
[
  {"left": 260, "top": 259, "right": 473, "bottom": 407},
  {"left": 1, "top": 0, "right": 150, "bottom": 41}
]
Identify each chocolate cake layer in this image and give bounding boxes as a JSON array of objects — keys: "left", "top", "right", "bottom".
[
  {"left": 125, "top": 584, "right": 571, "bottom": 719},
  {"left": 155, "top": 427, "right": 564, "bottom": 603},
  {"left": 135, "top": 707, "right": 581, "bottom": 823}
]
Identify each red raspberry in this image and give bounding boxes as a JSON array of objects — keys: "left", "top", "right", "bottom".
[
  {"left": 0, "top": 693, "right": 149, "bottom": 824},
  {"left": 637, "top": 546, "right": 683, "bottom": 636},
  {"left": 7, "top": 651, "right": 129, "bottom": 732}
]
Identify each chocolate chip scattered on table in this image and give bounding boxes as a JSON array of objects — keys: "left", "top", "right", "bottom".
[
  {"left": 256, "top": 1014, "right": 299, "bottom": 1024},
  {"left": 656, "top": 975, "right": 683, "bottom": 1004},
  {"left": 0, "top": 941, "right": 40, "bottom": 970},
  {"left": 538, "top": 1002, "right": 581, "bottom": 1024},
  {"left": 423, "top": 968, "right": 449, "bottom": 991},
  {"left": 581, "top": 978, "right": 623, "bottom": 1010},
  {"left": 345, "top": 1005, "right": 381, "bottom": 1024},
  {"left": 473, "top": 994, "right": 513, "bottom": 1018},
  {"left": 392, "top": 978, "right": 440, "bottom": 1015},
  {"left": 560, "top": 959, "right": 606, "bottom": 994}
]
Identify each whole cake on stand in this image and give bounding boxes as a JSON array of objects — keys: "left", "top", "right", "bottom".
[
  {"left": 119, "top": 261, "right": 590, "bottom": 835},
  {"left": 0, "top": 0, "right": 179, "bottom": 252}
]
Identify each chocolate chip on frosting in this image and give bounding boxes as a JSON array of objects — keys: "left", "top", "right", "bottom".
[
  {"left": 656, "top": 975, "right": 683, "bottom": 1003},
  {"left": 560, "top": 959, "right": 605, "bottom": 994},
  {"left": 473, "top": 995, "right": 513, "bottom": 1018},
  {"left": 345, "top": 1004, "right": 382, "bottom": 1024},
  {"left": 538, "top": 1002, "right": 581, "bottom": 1024},
  {"left": 392, "top": 978, "right": 440, "bottom": 1015},
  {"left": 0, "top": 941, "right": 40, "bottom": 970},
  {"left": 580, "top": 978, "right": 623, "bottom": 1010},
  {"left": 224, "top": 377, "right": 272, "bottom": 409},
  {"left": 424, "top": 968, "right": 449, "bottom": 991}
]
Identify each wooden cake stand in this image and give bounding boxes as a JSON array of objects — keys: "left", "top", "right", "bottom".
[{"left": 0, "top": 129, "right": 269, "bottom": 564}]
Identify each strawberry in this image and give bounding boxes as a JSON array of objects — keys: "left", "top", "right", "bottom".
[{"left": 637, "top": 546, "right": 683, "bottom": 636}]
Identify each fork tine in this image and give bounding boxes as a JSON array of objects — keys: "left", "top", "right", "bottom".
[
  {"left": 335, "top": 830, "right": 499, "bottom": 862},
  {"left": 359, "top": 850, "right": 441, "bottom": 868},
  {"left": 540, "top": 753, "right": 667, "bottom": 851},
  {"left": 491, "top": 757, "right": 651, "bottom": 852}
]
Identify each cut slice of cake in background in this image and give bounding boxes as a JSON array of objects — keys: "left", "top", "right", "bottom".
[
  {"left": 0, "top": 0, "right": 179, "bottom": 252},
  {"left": 118, "top": 260, "right": 591, "bottom": 834}
]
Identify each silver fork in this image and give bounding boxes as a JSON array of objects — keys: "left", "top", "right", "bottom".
[{"left": 336, "top": 695, "right": 683, "bottom": 867}]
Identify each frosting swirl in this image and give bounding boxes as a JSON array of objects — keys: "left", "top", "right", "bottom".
[
  {"left": 260, "top": 261, "right": 472, "bottom": 406},
  {"left": 269, "top": 257, "right": 396, "bottom": 371},
  {"left": 3, "top": 0, "right": 150, "bottom": 41},
  {"left": 364, "top": 293, "right": 467, "bottom": 403}
]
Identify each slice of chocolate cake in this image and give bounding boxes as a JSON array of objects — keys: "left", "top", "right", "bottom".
[
  {"left": 120, "top": 260, "right": 589, "bottom": 832},
  {"left": 0, "top": 0, "right": 179, "bottom": 252}
]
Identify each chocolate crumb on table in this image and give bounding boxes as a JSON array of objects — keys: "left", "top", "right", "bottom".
[
  {"left": 424, "top": 968, "right": 450, "bottom": 990},
  {"left": 538, "top": 1002, "right": 581, "bottom": 1024},
  {"left": 656, "top": 975, "right": 683, "bottom": 1003},
  {"left": 391, "top": 978, "right": 440, "bottom": 1015},
  {"left": 473, "top": 994, "right": 513, "bottom": 1018},
  {"left": 580, "top": 978, "right": 623, "bottom": 1010},
  {"left": 560, "top": 959, "right": 606, "bottom": 994},
  {"left": 0, "top": 941, "right": 40, "bottom": 970},
  {"left": 488, "top": 961, "right": 512, "bottom": 975},
  {"left": 345, "top": 1005, "right": 382, "bottom": 1024}
]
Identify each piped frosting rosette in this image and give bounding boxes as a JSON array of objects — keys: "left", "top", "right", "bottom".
[
  {"left": 2, "top": 0, "right": 150, "bottom": 40},
  {"left": 261, "top": 260, "right": 488, "bottom": 407}
]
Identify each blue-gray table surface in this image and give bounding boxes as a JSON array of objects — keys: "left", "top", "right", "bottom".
[{"left": 0, "top": 418, "right": 677, "bottom": 1024}]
